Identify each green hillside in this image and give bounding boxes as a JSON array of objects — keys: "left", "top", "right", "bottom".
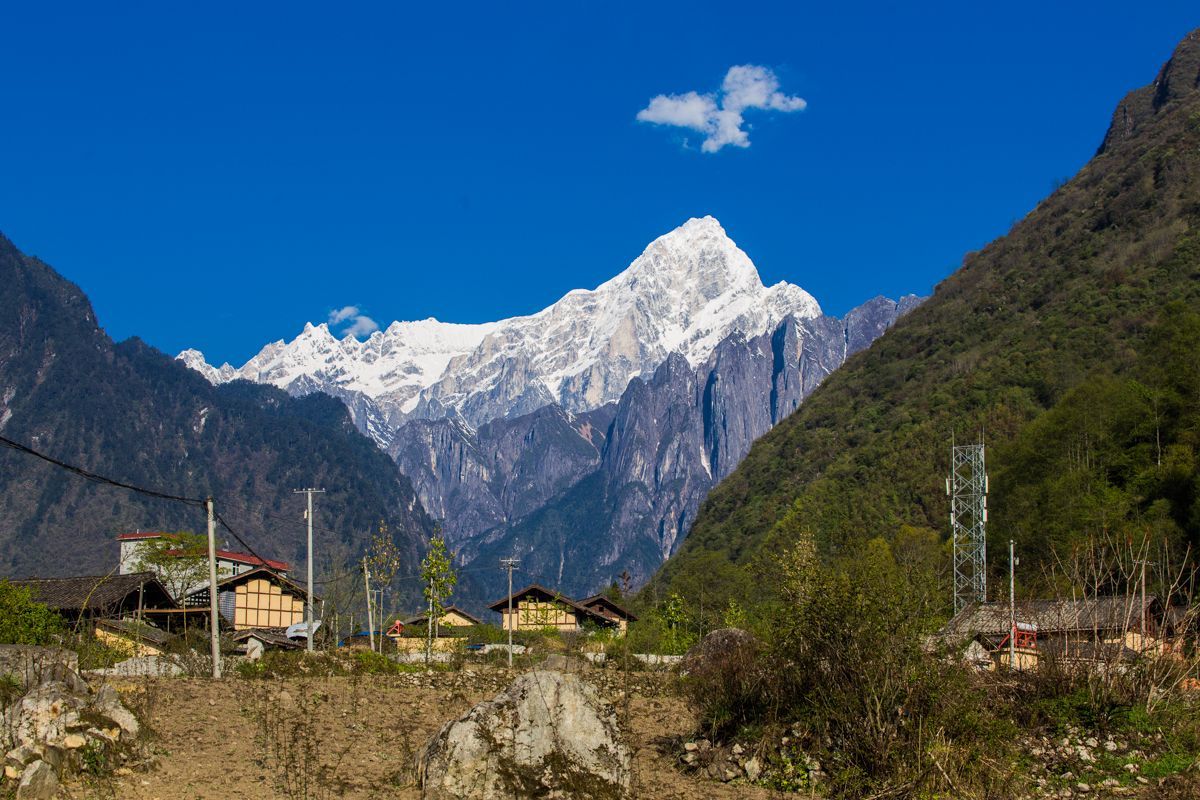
[{"left": 651, "top": 30, "right": 1200, "bottom": 612}]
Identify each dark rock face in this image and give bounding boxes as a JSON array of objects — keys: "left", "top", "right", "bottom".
[
  {"left": 393, "top": 295, "right": 921, "bottom": 606},
  {"left": 0, "top": 234, "right": 433, "bottom": 585},
  {"left": 1099, "top": 28, "right": 1200, "bottom": 154},
  {"left": 389, "top": 404, "right": 613, "bottom": 551}
]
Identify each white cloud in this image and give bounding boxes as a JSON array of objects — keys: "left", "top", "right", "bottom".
[
  {"left": 328, "top": 305, "right": 379, "bottom": 338},
  {"left": 328, "top": 305, "right": 360, "bottom": 325},
  {"left": 636, "top": 64, "right": 806, "bottom": 153}
]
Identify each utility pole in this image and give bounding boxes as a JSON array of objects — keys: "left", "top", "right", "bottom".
[
  {"left": 363, "top": 556, "right": 375, "bottom": 653},
  {"left": 1140, "top": 557, "right": 1148, "bottom": 648},
  {"left": 500, "top": 557, "right": 519, "bottom": 668},
  {"left": 426, "top": 576, "right": 434, "bottom": 666},
  {"left": 1009, "top": 539, "right": 1017, "bottom": 670},
  {"left": 293, "top": 488, "right": 325, "bottom": 653},
  {"left": 205, "top": 498, "right": 222, "bottom": 679}
]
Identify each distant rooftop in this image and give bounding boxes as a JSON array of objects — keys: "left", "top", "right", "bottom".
[{"left": 117, "top": 531, "right": 290, "bottom": 572}]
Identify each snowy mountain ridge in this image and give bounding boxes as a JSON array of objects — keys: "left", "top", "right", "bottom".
[{"left": 179, "top": 216, "right": 823, "bottom": 430}]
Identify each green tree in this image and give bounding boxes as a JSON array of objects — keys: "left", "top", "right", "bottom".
[
  {"left": 131, "top": 531, "right": 221, "bottom": 600},
  {"left": 661, "top": 592, "right": 694, "bottom": 655},
  {"left": 0, "top": 580, "right": 63, "bottom": 645},
  {"left": 366, "top": 520, "right": 404, "bottom": 635},
  {"left": 420, "top": 534, "right": 457, "bottom": 662}
]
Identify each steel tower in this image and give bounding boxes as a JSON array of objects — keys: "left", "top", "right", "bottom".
[{"left": 948, "top": 443, "right": 988, "bottom": 613}]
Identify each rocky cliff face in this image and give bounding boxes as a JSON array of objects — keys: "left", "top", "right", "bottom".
[
  {"left": 400, "top": 296, "right": 919, "bottom": 604},
  {"left": 176, "top": 217, "right": 920, "bottom": 606},
  {"left": 1099, "top": 29, "right": 1200, "bottom": 154}
]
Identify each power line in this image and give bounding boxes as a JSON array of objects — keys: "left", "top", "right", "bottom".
[
  {"left": 0, "top": 432, "right": 293, "bottom": 585},
  {"left": 0, "top": 432, "right": 493, "bottom": 597},
  {"left": 0, "top": 434, "right": 205, "bottom": 507}
]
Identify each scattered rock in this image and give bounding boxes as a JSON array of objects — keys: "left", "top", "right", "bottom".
[
  {"left": 62, "top": 734, "right": 85, "bottom": 750},
  {"left": 417, "top": 670, "right": 630, "bottom": 800},
  {"left": 4, "top": 745, "right": 41, "bottom": 769},
  {"left": 92, "top": 684, "right": 140, "bottom": 740},
  {"left": 744, "top": 755, "right": 762, "bottom": 782},
  {"left": 683, "top": 742, "right": 698, "bottom": 752},
  {"left": 4, "top": 682, "right": 87, "bottom": 751},
  {"left": 1075, "top": 782, "right": 1091, "bottom": 794}
]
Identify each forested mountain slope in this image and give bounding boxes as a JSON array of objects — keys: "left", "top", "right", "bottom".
[
  {"left": 0, "top": 235, "right": 433, "bottom": 584},
  {"left": 652, "top": 29, "right": 1200, "bottom": 607}
]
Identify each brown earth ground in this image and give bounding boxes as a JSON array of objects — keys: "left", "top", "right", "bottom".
[{"left": 57, "top": 668, "right": 780, "bottom": 800}]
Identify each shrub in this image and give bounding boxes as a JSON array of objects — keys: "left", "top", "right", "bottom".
[
  {"left": 0, "top": 580, "right": 64, "bottom": 645},
  {"left": 679, "top": 628, "right": 767, "bottom": 739}
]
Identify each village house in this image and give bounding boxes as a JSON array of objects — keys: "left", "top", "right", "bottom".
[
  {"left": 385, "top": 605, "right": 483, "bottom": 652},
  {"left": 117, "top": 531, "right": 292, "bottom": 599},
  {"left": 393, "top": 605, "right": 483, "bottom": 633},
  {"left": 487, "top": 584, "right": 634, "bottom": 634},
  {"left": 182, "top": 567, "right": 314, "bottom": 632},
  {"left": 938, "top": 595, "right": 1172, "bottom": 671},
  {"left": 579, "top": 594, "right": 638, "bottom": 633},
  {"left": 7, "top": 572, "right": 177, "bottom": 623},
  {"left": 7, "top": 572, "right": 180, "bottom": 652}
]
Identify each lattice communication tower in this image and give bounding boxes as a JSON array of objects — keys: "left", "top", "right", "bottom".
[{"left": 948, "top": 443, "right": 988, "bottom": 613}]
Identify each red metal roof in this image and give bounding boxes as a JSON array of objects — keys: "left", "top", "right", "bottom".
[
  {"left": 215, "top": 550, "right": 290, "bottom": 572},
  {"left": 117, "top": 532, "right": 289, "bottom": 571}
]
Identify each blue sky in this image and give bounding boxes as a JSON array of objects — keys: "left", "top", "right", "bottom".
[{"left": 1, "top": 2, "right": 1197, "bottom": 365}]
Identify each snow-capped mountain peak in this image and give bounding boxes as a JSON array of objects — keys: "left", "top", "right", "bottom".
[{"left": 179, "top": 216, "right": 823, "bottom": 432}]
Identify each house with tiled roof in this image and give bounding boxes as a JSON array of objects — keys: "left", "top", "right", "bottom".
[
  {"left": 7, "top": 572, "right": 176, "bottom": 621},
  {"left": 117, "top": 531, "right": 290, "bottom": 600},
  {"left": 183, "top": 567, "right": 316, "bottom": 632},
  {"left": 936, "top": 594, "right": 1172, "bottom": 671},
  {"left": 487, "top": 584, "right": 629, "bottom": 634}
]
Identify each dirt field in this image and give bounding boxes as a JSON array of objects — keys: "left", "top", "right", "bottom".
[{"left": 59, "top": 668, "right": 778, "bottom": 800}]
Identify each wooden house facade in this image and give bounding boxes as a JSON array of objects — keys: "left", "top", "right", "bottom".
[
  {"left": 487, "top": 584, "right": 625, "bottom": 633},
  {"left": 184, "top": 567, "right": 313, "bottom": 632}
]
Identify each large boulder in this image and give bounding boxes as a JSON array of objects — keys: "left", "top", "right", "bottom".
[
  {"left": 0, "top": 646, "right": 86, "bottom": 694},
  {"left": 1, "top": 646, "right": 145, "bottom": 795},
  {"left": 681, "top": 628, "right": 758, "bottom": 677},
  {"left": 16, "top": 760, "right": 57, "bottom": 800},
  {"left": 417, "top": 670, "right": 630, "bottom": 799},
  {"left": 3, "top": 682, "right": 88, "bottom": 752}
]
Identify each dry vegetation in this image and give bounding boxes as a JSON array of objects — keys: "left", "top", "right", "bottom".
[{"left": 55, "top": 670, "right": 775, "bottom": 800}]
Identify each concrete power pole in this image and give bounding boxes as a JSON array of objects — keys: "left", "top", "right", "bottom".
[
  {"left": 1009, "top": 539, "right": 1017, "bottom": 670},
  {"left": 363, "top": 556, "right": 375, "bottom": 653},
  {"left": 293, "top": 488, "right": 325, "bottom": 652},
  {"left": 500, "top": 557, "right": 519, "bottom": 668},
  {"left": 205, "top": 498, "right": 222, "bottom": 679}
]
